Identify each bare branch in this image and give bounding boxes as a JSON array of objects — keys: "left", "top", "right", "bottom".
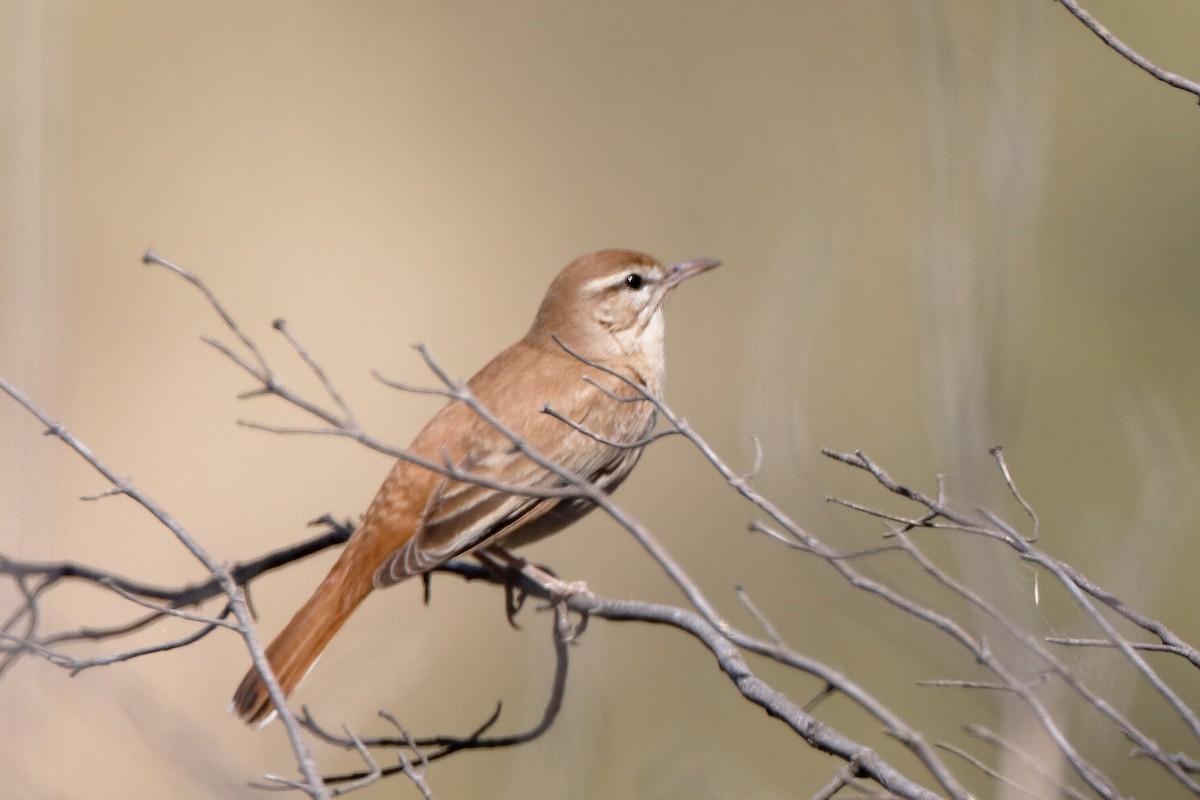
[
  {"left": 540, "top": 402, "right": 680, "bottom": 449},
  {"left": 964, "top": 725, "right": 1094, "bottom": 800},
  {"left": 144, "top": 250, "right": 272, "bottom": 376},
  {"left": 7, "top": 254, "right": 1198, "bottom": 799},
  {"left": 810, "top": 758, "right": 865, "bottom": 800},
  {"left": 326, "top": 725, "right": 382, "bottom": 796},
  {"left": 825, "top": 447, "right": 1200, "bottom": 793},
  {"left": 273, "top": 319, "right": 360, "bottom": 431},
  {"left": 989, "top": 446, "right": 1040, "bottom": 542},
  {"left": 0, "top": 354, "right": 330, "bottom": 798},
  {"left": 97, "top": 578, "right": 238, "bottom": 630},
  {"left": 377, "top": 713, "right": 436, "bottom": 800},
  {"left": 303, "top": 587, "right": 575, "bottom": 791},
  {"left": 1053, "top": 0, "right": 1200, "bottom": 102},
  {"left": 1045, "top": 637, "right": 1192, "bottom": 656},
  {"left": 934, "top": 742, "right": 1047, "bottom": 800},
  {"left": 734, "top": 585, "right": 784, "bottom": 647}
]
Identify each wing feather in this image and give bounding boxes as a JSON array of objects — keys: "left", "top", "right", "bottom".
[{"left": 373, "top": 339, "right": 657, "bottom": 586}]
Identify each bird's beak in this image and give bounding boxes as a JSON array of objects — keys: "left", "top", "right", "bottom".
[{"left": 664, "top": 258, "right": 721, "bottom": 290}]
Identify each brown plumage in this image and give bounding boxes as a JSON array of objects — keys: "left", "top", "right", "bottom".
[{"left": 232, "top": 249, "right": 718, "bottom": 724}]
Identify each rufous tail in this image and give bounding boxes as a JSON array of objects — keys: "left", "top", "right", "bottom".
[{"left": 232, "top": 561, "right": 374, "bottom": 725}]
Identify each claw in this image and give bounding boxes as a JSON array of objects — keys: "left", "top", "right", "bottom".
[{"left": 503, "top": 580, "right": 528, "bottom": 629}]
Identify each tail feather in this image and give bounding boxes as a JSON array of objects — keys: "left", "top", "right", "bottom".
[{"left": 232, "top": 565, "right": 372, "bottom": 725}]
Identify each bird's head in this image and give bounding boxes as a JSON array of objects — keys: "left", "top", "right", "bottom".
[{"left": 529, "top": 249, "right": 719, "bottom": 365}]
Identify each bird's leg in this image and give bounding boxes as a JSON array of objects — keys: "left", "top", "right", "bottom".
[
  {"left": 482, "top": 546, "right": 592, "bottom": 600},
  {"left": 477, "top": 547, "right": 592, "bottom": 639},
  {"left": 474, "top": 549, "right": 531, "bottom": 627}
]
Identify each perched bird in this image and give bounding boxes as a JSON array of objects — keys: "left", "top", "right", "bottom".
[{"left": 232, "top": 248, "right": 718, "bottom": 724}]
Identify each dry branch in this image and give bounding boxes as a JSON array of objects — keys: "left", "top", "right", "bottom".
[{"left": 3, "top": 253, "right": 1198, "bottom": 799}]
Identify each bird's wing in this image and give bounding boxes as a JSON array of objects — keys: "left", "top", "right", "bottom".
[
  {"left": 374, "top": 453, "right": 560, "bottom": 584},
  {"left": 374, "top": 351, "right": 653, "bottom": 586}
]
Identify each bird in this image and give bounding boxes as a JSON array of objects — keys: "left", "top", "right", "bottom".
[{"left": 231, "top": 248, "right": 719, "bottom": 725}]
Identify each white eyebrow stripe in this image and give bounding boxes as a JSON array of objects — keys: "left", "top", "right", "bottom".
[
  {"left": 580, "top": 268, "right": 663, "bottom": 295},
  {"left": 581, "top": 274, "right": 623, "bottom": 294}
]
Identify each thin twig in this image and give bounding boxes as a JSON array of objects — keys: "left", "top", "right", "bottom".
[
  {"left": 98, "top": 578, "right": 238, "bottom": 630},
  {"left": 1045, "top": 637, "right": 1190, "bottom": 656},
  {"left": 934, "top": 742, "right": 1045, "bottom": 800},
  {"left": 829, "top": 447, "right": 1200, "bottom": 793},
  {"left": 273, "top": 319, "right": 360, "bottom": 431},
  {"left": 327, "top": 725, "right": 382, "bottom": 796},
  {"left": 1, "top": 318, "right": 329, "bottom": 799},
  {"left": 1053, "top": 0, "right": 1200, "bottom": 102},
  {"left": 541, "top": 403, "right": 680, "bottom": 449},
  {"left": 734, "top": 585, "right": 784, "bottom": 647},
  {"left": 989, "top": 447, "right": 1040, "bottom": 542},
  {"left": 378, "top": 713, "right": 435, "bottom": 800},
  {"left": 810, "top": 758, "right": 863, "bottom": 800},
  {"left": 964, "top": 724, "right": 1093, "bottom": 800}
]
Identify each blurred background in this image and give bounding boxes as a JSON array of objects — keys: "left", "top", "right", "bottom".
[{"left": 2, "top": 1, "right": 1197, "bottom": 797}]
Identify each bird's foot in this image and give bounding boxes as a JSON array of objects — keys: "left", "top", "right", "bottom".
[
  {"left": 517, "top": 564, "right": 592, "bottom": 642},
  {"left": 478, "top": 548, "right": 592, "bottom": 639}
]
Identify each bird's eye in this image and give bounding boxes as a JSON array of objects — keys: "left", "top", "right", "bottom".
[{"left": 624, "top": 273, "right": 644, "bottom": 290}]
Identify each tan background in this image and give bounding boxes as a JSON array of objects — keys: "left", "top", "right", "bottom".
[{"left": 2, "top": 1, "right": 1198, "bottom": 797}]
